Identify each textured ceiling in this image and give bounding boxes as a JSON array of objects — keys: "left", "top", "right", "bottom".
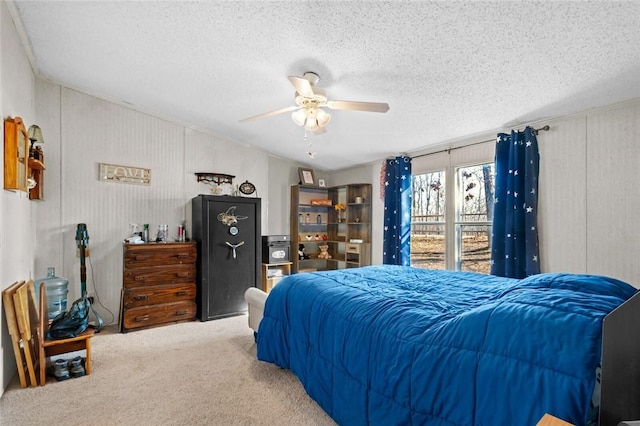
[{"left": 11, "top": 1, "right": 640, "bottom": 171}]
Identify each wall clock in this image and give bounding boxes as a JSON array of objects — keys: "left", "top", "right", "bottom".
[{"left": 239, "top": 180, "right": 256, "bottom": 195}]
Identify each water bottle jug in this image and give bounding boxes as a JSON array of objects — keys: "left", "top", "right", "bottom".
[{"left": 35, "top": 267, "right": 69, "bottom": 320}]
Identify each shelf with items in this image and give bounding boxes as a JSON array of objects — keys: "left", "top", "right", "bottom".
[
  {"left": 346, "top": 224, "right": 371, "bottom": 243},
  {"left": 347, "top": 203, "right": 370, "bottom": 226},
  {"left": 346, "top": 184, "right": 372, "bottom": 205},
  {"left": 28, "top": 156, "right": 45, "bottom": 200},
  {"left": 345, "top": 242, "right": 371, "bottom": 268},
  {"left": 261, "top": 262, "right": 292, "bottom": 293},
  {"left": 291, "top": 185, "right": 328, "bottom": 273},
  {"left": 291, "top": 183, "right": 371, "bottom": 274},
  {"left": 27, "top": 124, "right": 46, "bottom": 200}
]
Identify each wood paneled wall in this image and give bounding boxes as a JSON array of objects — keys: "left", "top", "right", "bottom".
[
  {"left": 33, "top": 84, "right": 273, "bottom": 324},
  {"left": 336, "top": 99, "right": 640, "bottom": 288}
]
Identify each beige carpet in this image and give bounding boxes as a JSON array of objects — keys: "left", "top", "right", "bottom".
[{"left": 0, "top": 315, "right": 335, "bottom": 426}]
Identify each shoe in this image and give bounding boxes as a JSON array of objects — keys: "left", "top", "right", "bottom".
[
  {"left": 53, "top": 358, "right": 70, "bottom": 381},
  {"left": 69, "top": 356, "right": 86, "bottom": 378}
]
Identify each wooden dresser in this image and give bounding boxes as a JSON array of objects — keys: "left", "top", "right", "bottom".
[{"left": 120, "top": 242, "right": 197, "bottom": 332}]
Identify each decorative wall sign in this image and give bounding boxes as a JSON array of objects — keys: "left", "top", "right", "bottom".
[{"left": 100, "top": 163, "right": 151, "bottom": 185}]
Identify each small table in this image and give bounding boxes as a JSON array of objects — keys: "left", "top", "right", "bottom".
[{"left": 261, "top": 262, "right": 292, "bottom": 293}]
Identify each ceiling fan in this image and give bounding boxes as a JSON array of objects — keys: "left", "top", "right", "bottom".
[{"left": 239, "top": 72, "right": 390, "bottom": 133}]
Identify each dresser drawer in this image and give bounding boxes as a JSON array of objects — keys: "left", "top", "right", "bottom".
[
  {"left": 123, "top": 283, "right": 196, "bottom": 309},
  {"left": 123, "top": 264, "right": 195, "bottom": 288},
  {"left": 122, "top": 300, "right": 196, "bottom": 331},
  {"left": 121, "top": 242, "right": 197, "bottom": 333},
  {"left": 124, "top": 243, "right": 196, "bottom": 268},
  {"left": 346, "top": 243, "right": 362, "bottom": 254}
]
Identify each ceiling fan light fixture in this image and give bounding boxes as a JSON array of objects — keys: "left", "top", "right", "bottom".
[
  {"left": 241, "top": 71, "right": 388, "bottom": 134},
  {"left": 292, "top": 109, "right": 307, "bottom": 126},
  {"left": 305, "top": 118, "right": 319, "bottom": 131},
  {"left": 316, "top": 108, "right": 331, "bottom": 127}
]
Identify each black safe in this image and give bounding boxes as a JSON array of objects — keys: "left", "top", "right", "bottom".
[
  {"left": 262, "top": 235, "right": 291, "bottom": 264},
  {"left": 191, "top": 195, "right": 261, "bottom": 321}
]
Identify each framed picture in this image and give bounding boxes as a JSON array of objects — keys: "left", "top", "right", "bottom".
[
  {"left": 318, "top": 179, "right": 326, "bottom": 188},
  {"left": 298, "top": 167, "right": 316, "bottom": 186}
]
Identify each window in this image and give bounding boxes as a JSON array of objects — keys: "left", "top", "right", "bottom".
[
  {"left": 411, "top": 171, "right": 446, "bottom": 270},
  {"left": 455, "top": 164, "right": 494, "bottom": 273},
  {"left": 411, "top": 161, "right": 494, "bottom": 273}
]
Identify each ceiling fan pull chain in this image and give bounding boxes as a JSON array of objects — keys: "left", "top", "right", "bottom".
[{"left": 304, "top": 129, "right": 315, "bottom": 159}]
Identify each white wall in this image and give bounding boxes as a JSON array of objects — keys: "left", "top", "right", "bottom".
[
  {"left": 0, "top": 0, "right": 37, "bottom": 394},
  {"left": 335, "top": 99, "right": 640, "bottom": 289},
  {"left": 32, "top": 83, "right": 303, "bottom": 323},
  {"left": 541, "top": 100, "right": 640, "bottom": 282}
]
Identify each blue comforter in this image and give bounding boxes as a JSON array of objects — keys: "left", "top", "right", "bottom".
[{"left": 257, "top": 265, "right": 637, "bottom": 425}]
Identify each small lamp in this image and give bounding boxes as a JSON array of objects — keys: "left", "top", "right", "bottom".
[{"left": 28, "top": 124, "right": 44, "bottom": 160}]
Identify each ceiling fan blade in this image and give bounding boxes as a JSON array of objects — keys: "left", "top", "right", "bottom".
[
  {"left": 288, "top": 76, "right": 315, "bottom": 98},
  {"left": 239, "top": 105, "right": 299, "bottom": 123},
  {"left": 326, "top": 100, "right": 390, "bottom": 113}
]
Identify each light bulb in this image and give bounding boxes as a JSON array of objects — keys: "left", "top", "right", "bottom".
[
  {"left": 292, "top": 109, "right": 307, "bottom": 127},
  {"left": 305, "top": 118, "right": 319, "bottom": 131},
  {"left": 316, "top": 109, "right": 331, "bottom": 127}
]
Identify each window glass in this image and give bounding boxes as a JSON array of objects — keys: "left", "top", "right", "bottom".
[
  {"left": 411, "top": 163, "right": 494, "bottom": 273},
  {"left": 411, "top": 171, "right": 446, "bottom": 270},
  {"left": 455, "top": 164, "right": 494, "bottom": 273}
]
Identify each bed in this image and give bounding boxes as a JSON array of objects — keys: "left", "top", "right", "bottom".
[{"left": 251, "top": 265, "right": 639, "bottom": 426}]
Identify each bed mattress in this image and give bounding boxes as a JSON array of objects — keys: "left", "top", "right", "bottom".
[{"left": 257, "top": 265, "right": 636, "bottom": 425}]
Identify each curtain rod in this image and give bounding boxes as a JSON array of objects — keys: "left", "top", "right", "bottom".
[{"left": 411, "top": 125, "right": 550, "bottom": 159}]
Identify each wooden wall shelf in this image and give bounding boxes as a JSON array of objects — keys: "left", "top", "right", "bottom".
[
  {"left": 3, "top": 117, "right": 46, "bottom": 199},
  {"left": 194, "top": 172, "right": 235, "bottom": 185},
  {"left": 4, "top": 117, "right": 29, "bottom": 192}
]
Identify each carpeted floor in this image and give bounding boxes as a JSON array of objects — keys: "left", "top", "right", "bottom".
[{"left": 0, "top": 315, "right": 335, "bottom": 425}]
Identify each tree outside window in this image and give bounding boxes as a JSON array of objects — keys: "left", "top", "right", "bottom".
[{"left": 411, "top": 162, "right": 494, "bottom": 273}]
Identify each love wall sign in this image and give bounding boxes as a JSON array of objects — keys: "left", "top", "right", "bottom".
[{"left": 99, "top": 163, "right": 151, "bottom": 185}]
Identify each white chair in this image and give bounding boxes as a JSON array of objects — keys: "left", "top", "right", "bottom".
[{"left": 244, "top": 287, "right": 267, "bottom": 334}]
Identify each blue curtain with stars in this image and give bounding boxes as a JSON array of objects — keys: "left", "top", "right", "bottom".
[
  {"left": 383, "top": 156, "right": 412, "bottom": 265},
  {"left": 490, "top": 127, "right": 540, "bottom": 278}
]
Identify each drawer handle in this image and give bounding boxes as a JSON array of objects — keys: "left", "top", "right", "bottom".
[
  {"left": 175, "top": 253, "right": 191, "bottom": 258},
  {"left": 135, "top": 295, "right": 148, "bottom": 301},
  {"left": 175, "top": 272, "right": 190, "bottom": 278},
  {"left": 175, "top": 310, "right": 188, "bottom": 316},
  {"left": 135, "top": 255, "right": 151, "bottom": 261},
  {"left": 176, "top": 291, "right": 188, "bottom": 296},
  {"left": 134, "top": 275, "right": 150, "bottom": 281},
  {"left": 134, "top": 314, "right": 150, "bottom": 322}
]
